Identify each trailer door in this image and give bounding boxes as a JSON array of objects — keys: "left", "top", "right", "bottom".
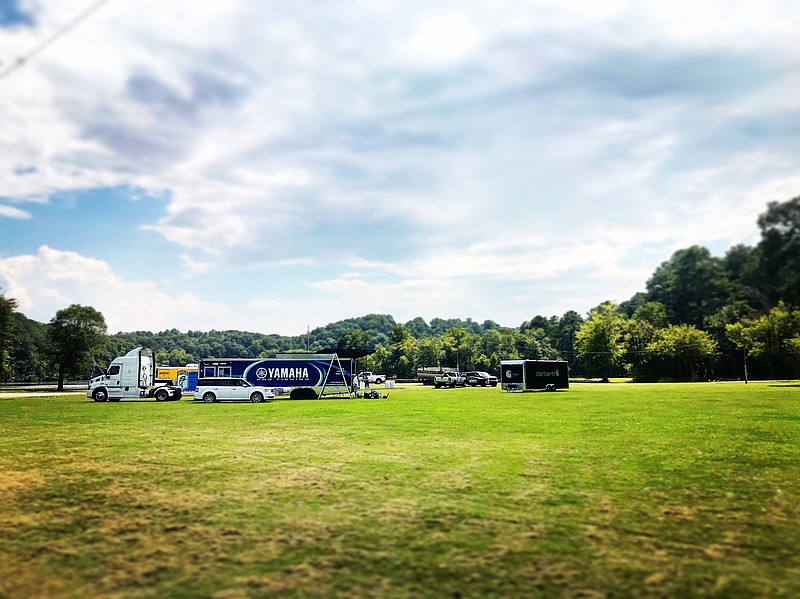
[{"left": 500, "top": 361, "right": 525, "bottom": 390}]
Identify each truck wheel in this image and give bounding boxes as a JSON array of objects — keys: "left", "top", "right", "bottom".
[
  {"left": 250, "top": 392, "right": 264, "bottom": 403},
  {"left": 92, "top": 388, "right": 108, "bottom": 402},
  {"left": 203, "top": 392, "right": 216, "bottom": 403},
  {"left": 155, "top": 389, "right": 168, "bottom": 402},
  {"left": 375, "top": 378, "right": 383, "bottom": 384},
  {"left": 434, "top": 383, "right": 441, "bottom": 389}
]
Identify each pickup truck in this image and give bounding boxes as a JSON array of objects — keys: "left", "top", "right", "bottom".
[
  {"left": 463, "top": 371, "right": 499, "bottom": 387},
  {"left": 433, "top": 372, "right": 466, "bottom": 388},
  {"left": 358, "top": 372, "right": 386, "bottom": 385},
  {"left": 417, "top": 367, "right": 458, "bottom": 385}
]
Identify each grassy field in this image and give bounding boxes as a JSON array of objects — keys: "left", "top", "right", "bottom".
[{"left": 1, "top": 382, "right": 798, "bottom": 598}]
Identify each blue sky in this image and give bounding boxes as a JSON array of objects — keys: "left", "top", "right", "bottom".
[{"left": 1, "top": 0, "right": 799, "bottom": 335}]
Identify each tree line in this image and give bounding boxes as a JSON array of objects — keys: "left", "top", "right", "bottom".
[{"left": 1, "top": 197, "right": 799, "bottom": 385}]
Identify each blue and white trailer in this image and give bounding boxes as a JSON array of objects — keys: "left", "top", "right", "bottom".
[{"left": 197, "top": 353, "right": 354, "bottom": 400}]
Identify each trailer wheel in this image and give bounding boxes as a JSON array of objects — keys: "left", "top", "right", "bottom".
[
  {"left": 155, "top": 389, "right": 168, "bottom": 402},
  {"left": 290, "top": 387, "right": 318, "bottom": 400},
  {"left": 92, "top": 388, "right": 108, "bottom": 402},
  {"left": 250, "top": 392, "right": 264, "bottom": 403},
  {"left": 203, "top": 392, "right": 216, "bottom": 403}
]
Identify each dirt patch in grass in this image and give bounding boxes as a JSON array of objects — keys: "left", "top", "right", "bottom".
[
  {"left": 270, "top": 464, "right": 342, "bottom": 490},
  {"left": 659, "top": 505, "right": 697, "bottom": 521},
  {"left": 0, "top": 468, "right": 45, "bottom": 501},
  {"left": 0, "top": 558, "right": 70, "bottom": 599},
  {"left": 213, "top": 563, "right": 327, "bottom": 598}
]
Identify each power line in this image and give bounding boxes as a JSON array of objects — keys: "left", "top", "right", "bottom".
[{"left": 0, "top": 0, "right": 114, "bottom": 82}]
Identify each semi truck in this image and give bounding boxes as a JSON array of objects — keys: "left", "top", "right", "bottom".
[
  {"left": 198, "top": 353, "right": 354, "bottom": 400},
  {"left": 500, "top": 359, "right": 569, "bottom": 392},
  {"left": 88, "top": 347, "right": 183, "bottom": 402}
]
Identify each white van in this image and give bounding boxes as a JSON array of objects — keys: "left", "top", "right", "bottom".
[{"left": 194, "top": 378, "right": 275, "bottom": 403}]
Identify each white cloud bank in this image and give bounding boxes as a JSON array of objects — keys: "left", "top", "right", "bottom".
[{"left": 0, "top": 246, "right": 230, "bottom": 332}]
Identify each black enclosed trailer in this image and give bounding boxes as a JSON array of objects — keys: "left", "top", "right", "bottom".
[{"left": 500, "top": 360, "right": 569, "bottom": 392}]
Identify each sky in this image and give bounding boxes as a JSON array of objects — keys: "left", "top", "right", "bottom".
[{"left": 0, "top": 0, "right": 798, "bottom": 335}]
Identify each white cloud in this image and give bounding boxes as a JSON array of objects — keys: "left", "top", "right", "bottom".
[
  {"left": 0, "top": 204, "right": 32, "bottom": 219},
  {"left": 1, "top": 0, "right": 798, "bottom": 332},
  {"left": 0, "top": 246, "right": 231, "bottom": 332}
]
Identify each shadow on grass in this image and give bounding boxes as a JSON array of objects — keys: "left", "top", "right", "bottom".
[{"left": 769, "top": 383, "right": 800, "bottom": 388}]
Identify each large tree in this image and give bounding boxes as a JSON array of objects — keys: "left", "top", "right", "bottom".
[
  {"left": 646, "top": 325, "right": 717, "bottom": 382},
  {"left": 48, "top": 305, "right": 108, "bottom": 391},
  {"left": 726, "top": 302, "right": 800, "bottom": 379},
  {"left": 0, "top": 293, "right": 19, "bottom": 382},
  {"left": 757, "top": 196, "right": 800, "bottom": 307},
  {"left": 645, "top": 246, "right": 732, "bottom": 327},
  {"left": 574, "top": 303, "right": 626, "bottom": 382}
]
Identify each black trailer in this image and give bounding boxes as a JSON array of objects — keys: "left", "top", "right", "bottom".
[{"left": 500, "top": 360, "right": 569, "bottom": 392}]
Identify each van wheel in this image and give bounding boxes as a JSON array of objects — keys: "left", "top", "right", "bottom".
[
  {"left": 155, "top": 389, "right": 168, "bottom": 402},
  {"left": 203, "top": 392, "right": 216, "bottom": 403},
  {"left": 92, "top": 388, "right": 108, "bottom": 402},
  {"left": 251, "top": 392, "right": 264, "bottom": 403}
]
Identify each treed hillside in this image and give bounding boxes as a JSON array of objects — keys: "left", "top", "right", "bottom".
[{"left": 1, "top": 196, "right": 799, "bottom": 383}]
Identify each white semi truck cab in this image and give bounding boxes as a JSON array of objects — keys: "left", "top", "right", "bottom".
[{"left": 88, "top": 347, "right": 182, "bottom": 402}]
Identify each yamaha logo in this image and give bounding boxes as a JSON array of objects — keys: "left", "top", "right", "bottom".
[{"left": 256, "top": 367, "right": 268, "bottom": 379}]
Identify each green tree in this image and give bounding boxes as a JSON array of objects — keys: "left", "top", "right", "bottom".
[
  {"left": 631, "top": 302, "right": 669, "bottom": 328},
  {"left": 338, "top": 329, "right": 370, "bottom": 350},
  {"left": 553, "top": 310, "right": 584, "bottom": 361},
  {"left": 417, "top": 336, "right": 445, "bottom": 369},
  {"left": 575, "top": 303, "right": 626, "bottom": 382},
  {"left": 169, "top": 347, "right": 193, "bottom": 366},
  {"left": 48, "top": 305, "right": 108, "bottom": 391},
  {"left": 441, "top": 328, "right": 474, "bottom": 370},
  {"left": 757, "top": 196, "right": 800, "bottom": 307},
  {"left": 387, "top": 324, "right": 419, "bottom": 378},
  {"left": 646, "top": 325, "right": 717, "bottom": 381},
  {"left": 646, "top": 246, "right": 732, "bottom": 326},
  {"left": 9, "top": 312, "right": 53, "bottom": 382},
  {"left": 623, "top": 318, "right": 658, "bottom": 382},
  {"left": 726, "top": 302, "right": 800, "bottom": 379},
  {"left": 0, "top": 293, "right": 19, "bottom": 382}
]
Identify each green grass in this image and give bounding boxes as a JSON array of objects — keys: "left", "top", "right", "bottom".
[{"left": 1, "top": 382, "right": 799, "bottom": 598}]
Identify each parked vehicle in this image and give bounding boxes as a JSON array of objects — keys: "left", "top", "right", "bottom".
[
  {"left": 417, "top": 366, "right": 458, "bottom": 385},
  {"left": 500, "top": 360, "right": 569, "bottom": 392},
  {"left": 193, "top": 378, "right": 275, "bottom": 403},
  {"left": 358, "top": 371, "right": 386, "bottom": 385},
  {"left": 463, "top": 371, "right": 498, "bottom": 387},
  {"left": 434, "top": 372, "right": 467, "bottom": 388},
  {"left": 88, "top": 347, "right": 182, "bottom": 402},
  {"left": 198, "top": 353, "right": 354, "bottom": 399}
]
